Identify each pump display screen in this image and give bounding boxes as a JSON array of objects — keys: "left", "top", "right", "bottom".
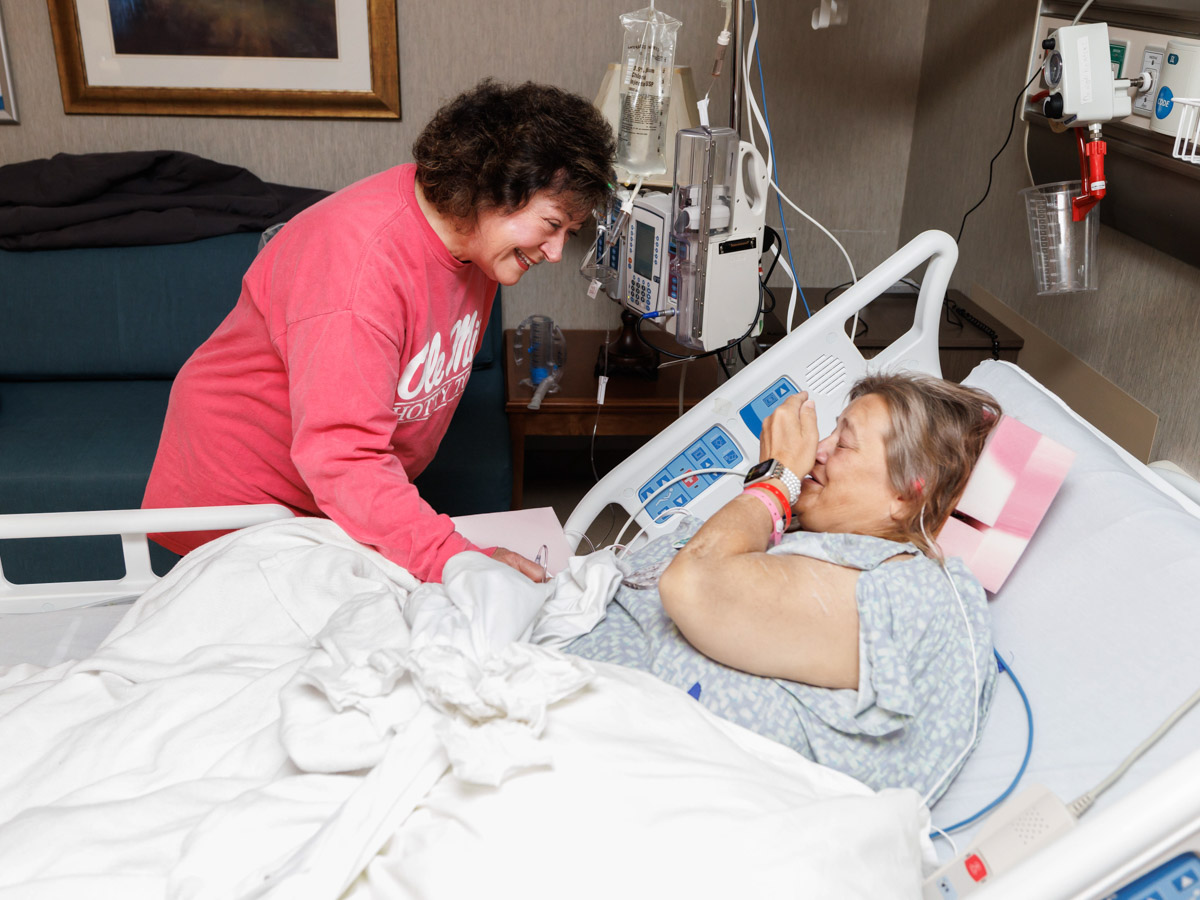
[{"left": 633, "top": 220, "right": 655, "bottom": 279}]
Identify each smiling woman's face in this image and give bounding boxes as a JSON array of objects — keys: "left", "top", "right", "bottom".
[
  {"left": 793, "top": 392, "right": 906, "bottom": 537},
  {"left": 462, "top": 190, "right": 589, "bottom": 286}
]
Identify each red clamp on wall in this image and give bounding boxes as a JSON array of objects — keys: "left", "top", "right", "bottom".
[{"left": 1071, "top": 129, "right": 1107, "bottom": 221}]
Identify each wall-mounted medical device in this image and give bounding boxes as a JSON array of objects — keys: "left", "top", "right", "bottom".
[
  {"left": 669, "top": 126, "right": 769, "bottom": 352},
  {"left": 1150, "top": 38, "right": 1200, "bottom": 139},
  {"left": 1039, "top": 22, "right": 1150, "bottom": 220},
  {"left": 625, "top": 192, "right": 674, "bottom": 317}
]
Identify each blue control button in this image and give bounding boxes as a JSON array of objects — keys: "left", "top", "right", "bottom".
[
  {"left": 1157, "top": 85, "right": 1175, "bottom": 120},
  {"left": 739, "top": 376, "right": 801, "bottom": 437},
  {"left": 1111, "top": 851, "right": 1200, "bottom": 899},
  {"left": 636, "top": 427, "right": 743, "bottom": 518},
  {"left": 1171, "top": 870, "right": 1197, "bottom": 892}
]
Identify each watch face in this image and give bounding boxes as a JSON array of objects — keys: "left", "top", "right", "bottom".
[{"left": 744, "top": 458, "right": 776, "bottom": 482}]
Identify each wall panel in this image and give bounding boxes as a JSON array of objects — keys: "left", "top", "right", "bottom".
[
  {"left": 901, "top": 0, "right": 1200, "bottom": 474},
  {"left": 0, "top": 0, "right": 929, "bottom": 336}
]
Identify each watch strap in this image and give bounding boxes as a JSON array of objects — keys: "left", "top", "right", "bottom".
[{"left": 774, "top": 465, "right": 803, "bottom": 506}]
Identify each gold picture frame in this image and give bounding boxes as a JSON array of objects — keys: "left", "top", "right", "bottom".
[
  {"left": 46, "top": 0, "right": 400, "bottom": 119},
  {"left": 0, "top": 4, "right": 17, "bottom": 124}
]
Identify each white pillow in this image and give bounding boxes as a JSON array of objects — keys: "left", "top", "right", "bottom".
[{"left": 932, "top": 361, "right": 1200, "bottom": 843}]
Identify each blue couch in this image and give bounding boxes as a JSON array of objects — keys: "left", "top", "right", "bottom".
[{"left": 0, "top": 233, "right": 511, "bottom": 584}]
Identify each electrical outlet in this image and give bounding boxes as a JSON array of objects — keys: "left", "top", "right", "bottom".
[{"left": 1133, "top": 45, "right": 1166, "bottom": 117}]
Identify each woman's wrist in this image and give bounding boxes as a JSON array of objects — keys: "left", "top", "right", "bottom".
[{"left": 742, "top": 484, "right": 791, "bottom": 545}]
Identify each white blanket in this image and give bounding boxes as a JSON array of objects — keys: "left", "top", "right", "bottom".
[{"left": 0, "top": 519, "right": 931, "bottom": 899}]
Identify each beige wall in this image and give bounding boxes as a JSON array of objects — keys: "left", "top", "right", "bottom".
[
  {"left": 0, "top": 0, "right": 929, "bottom": 333},
  {"left": 900, "top": 0, "right": 1200, "bottom": 473}
]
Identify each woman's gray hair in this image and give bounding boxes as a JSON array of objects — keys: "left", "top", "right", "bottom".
[{"left": 850, "top": 372, "right": 1002, "bottom": 556}]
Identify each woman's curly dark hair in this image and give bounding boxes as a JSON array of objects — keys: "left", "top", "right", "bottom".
[{"left": 413, "top": 79, "right": 616, "bottom": 222}]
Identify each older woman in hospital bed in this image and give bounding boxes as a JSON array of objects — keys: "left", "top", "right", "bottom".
[{"left": 566, "top": 372, "right": 1002, "bottom": 803}]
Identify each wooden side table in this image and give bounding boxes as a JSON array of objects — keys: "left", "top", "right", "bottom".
[{"left": 504, "top": 329, "right": 720, "bottom": 508}]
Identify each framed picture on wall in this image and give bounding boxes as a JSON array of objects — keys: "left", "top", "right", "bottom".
[
  {"left": 0, "top": 4, "right": 17, "bottom": 124},
  {"left": 46, "top": 0, "right": 400, "bottom": 119}
]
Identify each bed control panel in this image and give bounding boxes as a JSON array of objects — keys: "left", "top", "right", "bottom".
[
  {"left": 1108, "top": 851, "right": 1200, "bottom": 899},
  {"left": 738, "top": 376, "right": 800, "bottom": 437},
  {"left": 636, "top": 425, "right": 744, "bottom": 521}
]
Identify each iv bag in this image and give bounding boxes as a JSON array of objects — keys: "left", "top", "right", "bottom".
[{"left": 617, "top": 6, "right": 681, "bottom": 176}]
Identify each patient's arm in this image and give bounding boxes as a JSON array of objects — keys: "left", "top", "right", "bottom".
[{"left": 658, "top": 495, "right": 861, "bottom": 690}]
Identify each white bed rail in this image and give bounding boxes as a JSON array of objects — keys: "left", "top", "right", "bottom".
[
  {"left": 0, "top": 504, "right": 294, "bottom": 613},
  {"left": 564, "top": 229, "right": 958, "bottom": 552},
  {"left": 974, "top": 746, "right": 1200, "bottom": 899}
]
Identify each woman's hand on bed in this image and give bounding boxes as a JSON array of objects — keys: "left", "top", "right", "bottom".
[
  {"left": 491, "top": 547, "right": 548, "bottom": 582},
  {"left": 759, "top": 392, "right": 819, "bottom": 482}
]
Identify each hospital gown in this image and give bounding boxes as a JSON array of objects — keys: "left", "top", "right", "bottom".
[{"left": 565, "top": 518, "right": 997, "bottom": 803}]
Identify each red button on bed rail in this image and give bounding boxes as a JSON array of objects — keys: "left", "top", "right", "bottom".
[{"left": 965, "top": 853, "right": 988, "bottom": 882}]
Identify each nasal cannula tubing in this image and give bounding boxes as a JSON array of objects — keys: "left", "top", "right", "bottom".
[{"left": 918, "top": 508, "right": 982, "bottom": 808}]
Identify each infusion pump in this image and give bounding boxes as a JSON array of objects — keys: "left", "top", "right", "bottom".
[{"left": 624, "top": 192, "right": 674, "bottom": 316}]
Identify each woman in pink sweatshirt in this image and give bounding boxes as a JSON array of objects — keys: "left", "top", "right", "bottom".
[{"left": 143, "top": 80, "right": 616, "bottom": 582}]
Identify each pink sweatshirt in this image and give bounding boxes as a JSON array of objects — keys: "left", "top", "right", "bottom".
[{"left": 143, "top": 165, "right": 498, "bottom": 582}]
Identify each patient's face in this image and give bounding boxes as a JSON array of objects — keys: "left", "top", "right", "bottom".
[{"left": 794, "top": 393, "right": 902, "bottom": 537}]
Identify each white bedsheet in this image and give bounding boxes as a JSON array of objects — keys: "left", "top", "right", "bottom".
[{"left": 0, "top": 518, "right": 930, "bottom": 899}]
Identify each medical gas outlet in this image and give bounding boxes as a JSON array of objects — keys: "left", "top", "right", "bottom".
[
  {"left": 1039, "top": 22, "right": 1152, "bottom": 221},
  {"left": 1041, "top": 23, "right": 1133, "bottom": 127}
]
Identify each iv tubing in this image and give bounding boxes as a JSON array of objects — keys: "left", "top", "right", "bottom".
[
  {"left": 747, "top": 0, "right": 811, "bottom": 323},
  {"left": 742, "top": 0, "right": 855, "bottom": 325}
]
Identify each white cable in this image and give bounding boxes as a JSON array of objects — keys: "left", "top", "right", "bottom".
[
  {"left": 677, "top": 359, "right": 689, "bottom": 418},
  {"left": 773, "top": 246, "right": 800, "bottom": 334},
  {"left": 740, "top": 3, "right": 773, "bottom": 183},
  {"left": 918, "top": 510, "right": 982, "bottom": 808},
  {"left": 1069, "top": 685, "right": 1200, "bottom": 817},
  {"left": 921, "top": 567, "right": 981, "bottom": 807},
  {"left": 1023, "top": 120, "right": 1035, "bottom": 187},
  {"left": 771, "top": 178, "right": 857, "bottom": 285},
  {"left": 607, "top": 467, "right": 746, "bottom": 554},
  {"left": 1071, "top": 0, "right": 1096, "bottom": 25},
  {"left": 930, "top": 826, "right": 960, "bottom": 858}
]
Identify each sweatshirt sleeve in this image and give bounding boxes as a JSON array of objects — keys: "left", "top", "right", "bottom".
[{"left": 282, "top": 308, "right": 479, "bottom": 582}]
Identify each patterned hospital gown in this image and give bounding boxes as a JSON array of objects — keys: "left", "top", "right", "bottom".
[{"left": 565, "top": 517, "right": 997, "bottom": 803}]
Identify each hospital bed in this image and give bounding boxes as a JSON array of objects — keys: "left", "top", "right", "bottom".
[{"left": 2, "top": 231, "right": 1199, "bottom": 899}]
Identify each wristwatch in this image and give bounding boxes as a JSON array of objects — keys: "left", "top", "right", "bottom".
[{"left": 743, "top": 458, "right": 803, "bottom": 505}]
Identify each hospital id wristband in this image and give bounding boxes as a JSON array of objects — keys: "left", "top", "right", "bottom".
[
  {"left": 748, "top": 482, "right": 792, "bottom": 530},
  {"left": 743, "top": 486, "right": 786, "bottom": 546}
]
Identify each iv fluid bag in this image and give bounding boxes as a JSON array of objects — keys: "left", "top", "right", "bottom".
[{"left": 617, "top": 6, "right": 681, "bottom": 176}]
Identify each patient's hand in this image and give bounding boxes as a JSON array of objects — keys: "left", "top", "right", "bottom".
[
  {"left": 759, "top": 392, "right": 819, "bottom": 480},
  {"left": 491, "top": 547, "right": 547, "bottom": 582}
]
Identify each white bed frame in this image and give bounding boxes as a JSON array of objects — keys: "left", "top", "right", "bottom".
[
  {"left": 0, "top": 504, "right": 292, "bottom": 614},
  {"left": 2, "top": 228, "right": 1197, "bottom": 899}
]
